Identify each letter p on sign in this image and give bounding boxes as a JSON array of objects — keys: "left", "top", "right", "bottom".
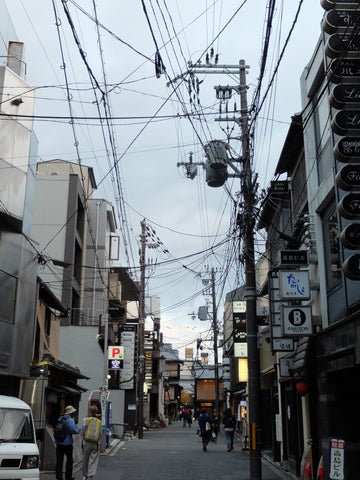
[{"left": 108, "top": 346, "right": 124, "bottom": 360}]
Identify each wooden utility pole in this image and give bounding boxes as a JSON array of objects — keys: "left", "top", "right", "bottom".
[{"left": 137, "top": 219, "right": 146, "bottom": 439}]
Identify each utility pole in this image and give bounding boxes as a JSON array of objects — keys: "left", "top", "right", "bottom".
[
  {"left": 239, "top": 59, "right": 262, "bottom": 480},
  {"left": 175, "top": 58, "right": 262, "bottom": 479},
  {"left": 211, "top": 268, "right": 220, "bottom": 415},
  {"left": 137, "top": 219, "right": 146, "bottom": 439}
]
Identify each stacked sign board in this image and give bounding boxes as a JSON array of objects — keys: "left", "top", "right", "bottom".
[
  {"left": 322, "top": 0, "right": 360, "bottom": 279},
  {"left": 270, "top": 252, "right": 313, "bottom": 353}
]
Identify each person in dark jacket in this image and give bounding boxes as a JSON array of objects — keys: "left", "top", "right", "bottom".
[
  {"left": 198, "top": 408, "right": 212, "bottom": 451},
  {"left": 187, "top": 409, "right": 193, "bottom": 428},
  {"left": 55, "top": 405, "right": 80, "bottom": 480},
  {"left": 222, "top": 408, "right": 236, "bottom": 452}
]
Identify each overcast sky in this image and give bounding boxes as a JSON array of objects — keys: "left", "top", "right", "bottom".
[{"left": 4, "top": 0, "right": 325, "bottom": 358}]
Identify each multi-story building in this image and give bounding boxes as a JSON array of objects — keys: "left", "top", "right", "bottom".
[{"left": 0, "top": 3, "right": 38, "bottom": 396}]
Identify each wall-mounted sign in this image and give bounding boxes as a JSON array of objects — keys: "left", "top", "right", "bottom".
[
  {"left": 321, "top": 0, "right": 360, "bottom": 11},
  {"left": 325, "top": 34, "right": 360, "bottom": 59},
  {"left": 330, "top": 84, "right": 360, "bottom": 110},
  {"left": 335, "top": 164, "right": 360, "bottom": 190},
  {"left": 270, "top": 180, "right": 288, "bottom": 194},
  {"left": 343, "top": 253, "right": 360, "bottom": 279},
  {"left": 334, "top": 137, "right": 360, "bottom": 162},
  {"left": 110, "top": 236, "right": 120, "bottom": 260},
  {"left": 272, "top": 338, "right": 294, "bottom": 352},
  {"left": 234, "top": 342, "right": 248, "bottom": 358},
  {"left": 280, "top": 250, "right": 308, "bottom": 265},
  {"left": 338, "top": 192, "right": 360, "bottom": 219},
  {"left": 233, "top": 300, "right": 246, "bottom": 313},
  {"left": 281, "top": 306, "right": 312, "bottom": 337},
  {"left": 279, "top": 357, "right": 294, "bottom": 377},
  {"left": 329, "top": 438, "right": 345, "bottom": 480},
  {"left": 340, "top": 223, "right": 360, "bottom": 249},
  {"left": 279, "top": 271, "right": 310, "bottom": 300},
  {"left": 323, "top": 10, "right": 360, "bottom": 35},
  {"left": 328, "top": 58, "right": 360, "bottom": 84},
  {"left": 332, "top": 110, "right": 360, "bottom": 136}
]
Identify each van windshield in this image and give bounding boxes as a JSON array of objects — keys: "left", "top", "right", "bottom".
[{"left": 0, "top": 408, "right": 35, "bottom": 443}]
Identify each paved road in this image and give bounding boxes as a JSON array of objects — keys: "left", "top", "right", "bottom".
[{"left": 43, "top": 421, "right": 292, "bottom": 480}]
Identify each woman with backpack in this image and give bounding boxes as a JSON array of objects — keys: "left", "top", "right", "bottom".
[
  {"left": 222, "top": 408, "right": 236, "bottom": 452},
  {"left": 81, "top": 405, "right": 102, "bottom": 480},
  {"left": 55, "top": 405, "right": 80, "bottom": 480}
]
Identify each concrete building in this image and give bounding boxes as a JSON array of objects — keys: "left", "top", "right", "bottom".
[{"left": 0, "top": 1, "right": 38, "bottom": 396}]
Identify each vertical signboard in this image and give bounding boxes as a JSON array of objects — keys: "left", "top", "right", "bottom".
[
  {"left": 119, "top": 325, "right": 136, "bottom": 389},
  {"left": 329, "top": 438, "right": 345, "bottom": 480}
]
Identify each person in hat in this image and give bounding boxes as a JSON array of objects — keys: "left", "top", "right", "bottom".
[{"left": 55, "top": 405, "right": 80, "bottom": 480}]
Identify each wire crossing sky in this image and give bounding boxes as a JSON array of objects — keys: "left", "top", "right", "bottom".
[{"left": 3, "top": 0, "right": 324, "bottom": 356}]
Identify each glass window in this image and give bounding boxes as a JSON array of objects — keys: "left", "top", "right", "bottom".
[{"left": 0, "top": 408, "right": 35, "bottom": 443}]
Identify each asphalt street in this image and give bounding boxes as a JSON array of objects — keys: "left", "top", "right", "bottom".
[{"left": 42, "top": 421, "right": 294, "bottom": 480}]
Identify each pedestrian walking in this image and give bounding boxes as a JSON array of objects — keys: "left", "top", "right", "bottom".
[
  {"left": 182, "top": 408, "right": 188, "bottom": 427},
  {"left": 55, "top": 405, "right": 80, "bottom": 480},
  {"left": 198, "top": 408, "right": 213, "bottom": 452},
  {"left": 222, "top": 408, "right": 236, "bottom": 452},
  {"left": 81, "top": 405, "right": 102, "bottom": 480},
  {"left": 187, "top": 409, "right": 193, "bottom": 428}
]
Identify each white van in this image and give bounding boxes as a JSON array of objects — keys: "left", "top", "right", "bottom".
[{"left": 0, "top": 395, "right": 40, "bottom": 480}]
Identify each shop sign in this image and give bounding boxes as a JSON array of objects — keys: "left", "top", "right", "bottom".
[
  {"left": 279, "top": 357, "right": 294, "bottom": 377},
  {"left": 233, "top": 300, "right": 246, "bottom": 319},
  {"left": 270, "top": 180, "right": 288, "bottom": 194},
  {"left": 323, "top": 10, "right": 360, "bottom": 34},
  {"left": 334, "top": 137, "right": 360, "bottom": 162},
  {"left": 280, "top": 250, "right": 308, "bottom": 265},
  {"left": 325, "top": 34, "right": 360, "bottom": 59},
  {"left": 281, "top": 306, "right": 312, "bottom": 337},
  {"left": 328, "top": 58, "right": 360, "bottom": 84},
  {"left": 272, "top": 338, "right": 294, "bottom": 352},
  {"left": 335, "top": 164, "right": 360, "bottom": 190},
  {"left": 332, "top": 110, "right": 360, "bottom": 136},
  {"left": 329, "top": 84, "right": 360, "bottom": 110},
  {"left": 279, "top": 271, "right": 310, "bottom": 300},
  {"left": 321, "top": 0, "right": 360, "bottom": 11},
  {"left": 338, "top": 192, "right": 360, "bottom": 218},
  {"left": 340, "top": 222, "right": 360, "bottom": 249},
  {"left": 234, "top": 342, "right": 248, "bottom": 358},
  {"left": 329, "top": 438, "right": 345, "bottom": 480},
  {"left": 343, "top": 253, "right": 360, "bottom": 279}
]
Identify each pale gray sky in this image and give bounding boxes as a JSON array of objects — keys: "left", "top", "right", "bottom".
[{"left": 4, "top": 0, "right": 324, "bottom": 357}]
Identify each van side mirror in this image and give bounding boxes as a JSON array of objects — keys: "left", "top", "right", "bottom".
[{"left": 36, "top": 428, "right": 44, "bottom": 441}]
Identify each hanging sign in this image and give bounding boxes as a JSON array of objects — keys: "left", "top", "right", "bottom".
[
  {"left": 329, "top": 84, "right": 360, "bottom": 110},
  {"left": 334, "top": 137, "right": 360, "bottom": 162},
  {"left": 325, "top": 34, "right": 360, "bottom": 59},
  {"left": 340, "top": 223, "right": 360, "bottom": 249},
  {"left": 335, "top": 164, "right": 360, "bottom": 190},
  {"left": 343, "top": 253, "right": 360, "bottom": 279},
  {"left": 272, "top": 338, "right": 294, "bottom": 352},
  {"left": 328, "top": 58, "right": 360, "bottom": 84},
  {"left": 323, "top": 10, "right": 360, "bottom": 34},
  {"left": 281, "top": 306, "right": 312, "bottom": 337},
  {"left": 338, "top": 192, "right": 360, "bottom": 218},
  {"left": 279, "top": 271, "right": 310, "bottom": 300},
  {"left": 280, "top": 250, "right": 308, "bottom": 265},
  {"left": 321, "top": 0, "right": 360, "bottom": 11},
  {"left": 332, "top": 110, "right": 360, "bottom": 136}
]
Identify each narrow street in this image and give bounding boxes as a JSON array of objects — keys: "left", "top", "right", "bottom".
[{"left": 44, "top": 421, "right": 293, "bottom": 480}]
